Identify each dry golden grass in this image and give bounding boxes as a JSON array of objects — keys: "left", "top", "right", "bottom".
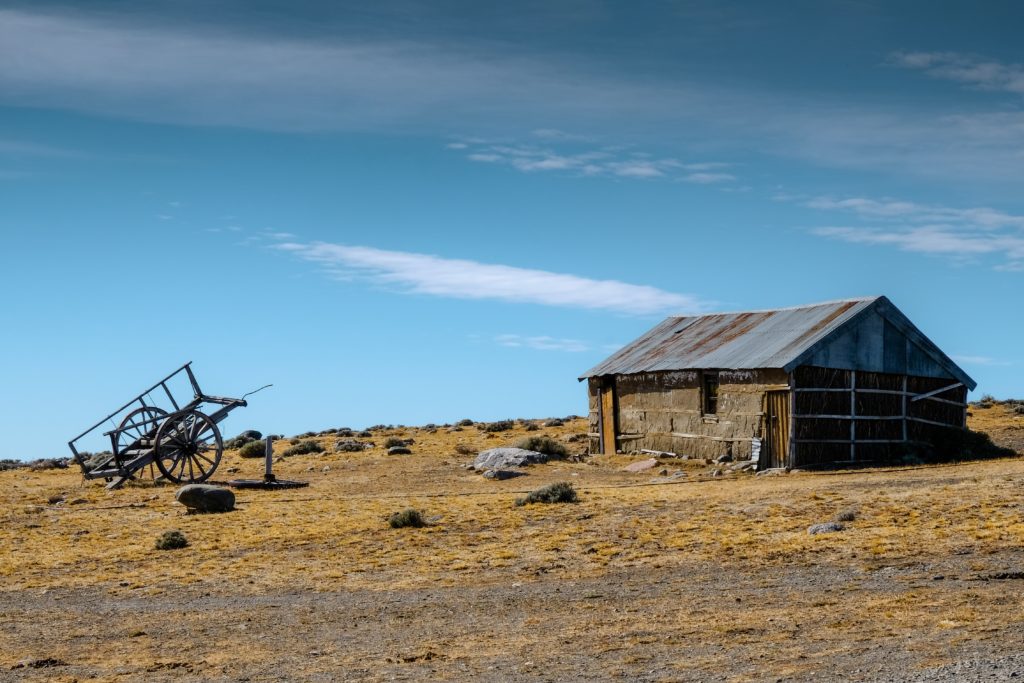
[{"left": 2, "top": 409, "right": 1024, "bottom": 680}]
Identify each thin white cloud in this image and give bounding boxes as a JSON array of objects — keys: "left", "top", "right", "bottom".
[
  {"left": 495, "top": 334, "right": 590, "bottom": 352},
  {"left": 813, "top": 226, "right": 1024, "bottom": 259},
  {"left": 951, "top": 354, "right": 1012, "bottom": 367},
  {"left": 453, "top": 140, "right": 730, "bottom": 183},
  {"left": 274, "top": 241, "right": 708, "bottom": 315},
  {"left": 683, "top": 172, "right": 735, "bottom": 184},
  {"left": 802, "top": 194, "right": 1024, "bottom": 269},
  {"left": 890, "top": 51, "right": 1024, "bottom": 95}
]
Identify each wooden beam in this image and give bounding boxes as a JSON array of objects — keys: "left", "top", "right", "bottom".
[
  {"left": 909, "top": 382, "right": 964, "bottom": 402},
  {"left": 907, "top": 415, "right": 960, "bottom": 428}
]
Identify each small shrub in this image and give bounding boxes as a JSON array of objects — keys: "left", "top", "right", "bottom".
[
  {"left": 388, "top": 508, "right": 426, "bottom": 528},
  {"left": 522, "top": 421, "right": 540, "bottom": 431},
  {"left": 543, "top": 418, "right": 564, "bottom": 427},
  {"left": 835, "top": 509, "right": 857, "bottom": 523},
  {"left": 288, "top": 438, "right": 300, "bottom": 445},
  {"left": 335, "top": 439, "right": 372, "bottom": 452},
  {"left": 482, "top": 420, "right": 514, "bottom": 433},
  {"left": 155, "top": 530, "right": 188, "bottom": 550},
  {"left": 384, "top": 436, "right": 413, "bottom": 448},
  {"left": 337, "top": 429, "right": 355, "bottom": 437},
  {"left": 454, "top": 444, "right": 477, "bottom": 456},
  {"left": 457, "top": 419, "right": 474, "bottom": 427},
  {"left": 282, "top": 440, "right": 325, "bottom": 457},
  {"left": 238, "top": 440, "right": 267, "bottom": 459},
  {"left": 1014, "top": 405, "right": 1024, "bottom": 415},
  {"left": 358, "top": 430, "right": 373, "bottom": 437},
  {"left": 515, "top": 481, "right": 578, "bottom": 507},
  {"left": 514, "top": 436, "right": 569, "bottom": 459}
]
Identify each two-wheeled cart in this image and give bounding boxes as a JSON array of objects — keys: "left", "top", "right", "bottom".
[{"left": 68, "top": 363, "right": 246, "bottom": 489}]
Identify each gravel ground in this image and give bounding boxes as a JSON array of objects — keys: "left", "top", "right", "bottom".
[{"left": 3, "top": 556, "right": 1023, "bottom": 683}]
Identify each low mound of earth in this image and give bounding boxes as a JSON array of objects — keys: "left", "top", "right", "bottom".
[{"left": 2, "top": 412, "right": 1023, "bottom": 682}]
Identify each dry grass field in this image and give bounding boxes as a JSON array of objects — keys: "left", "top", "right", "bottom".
[{"left": 2, "top": 406, "right": 1024, "bottom": 682}]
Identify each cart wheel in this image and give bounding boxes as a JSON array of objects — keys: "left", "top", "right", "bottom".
[
  {"left": 114, "top": 406, "right": 168, "bottom": 479},
  {"left": 154, "top": 410, "right": 223, "bottom": 484}
]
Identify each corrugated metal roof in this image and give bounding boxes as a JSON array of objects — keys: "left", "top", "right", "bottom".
[{"left": 580, "top": 297, "right": 879, "bottom": 378}]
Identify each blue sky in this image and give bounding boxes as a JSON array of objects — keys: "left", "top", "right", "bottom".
[{"left": 2, "top": 1, "right": 1022, "bottom": 459}]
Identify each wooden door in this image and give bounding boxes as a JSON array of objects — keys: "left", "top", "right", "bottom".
[
  {"left": 600, "top": 382, "right": 617, "bottom": 455},
  {"left": 764, "top": 390, "right": 790, "bottom": 468}
]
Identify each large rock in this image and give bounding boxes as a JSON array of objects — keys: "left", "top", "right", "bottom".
[
  {"left": 472, "top": 447, "right": 547, "bottom": 471},
  {"left": 175, "top": 484, "right": 235, "bottom": 513},
  {"left": 622, "top": 458, "right": 658, "bottom": 473}
]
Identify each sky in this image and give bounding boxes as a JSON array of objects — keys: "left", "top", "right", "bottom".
[{"left": 2, "top": 0, "right": 1023, "bottom": 459}]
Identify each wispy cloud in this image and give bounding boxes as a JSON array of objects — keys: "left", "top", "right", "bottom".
[
  {"left": 274, "top": 241, "right": 708, "bottom": 315},
  {"left": 890, "top": 51, "right": 1024, "bottom": 95},
  {"left": 951, "top": 354, "right": 1012, "bottom": 367},
  {"left": 803, "top": 195, "right": 1024, "bottom": 270},
  {"left": 494, "top": 334, "right": 590, "bottom": 352},
  {"left": 452, "top": 139, "right": 734, "bottom": 183}
]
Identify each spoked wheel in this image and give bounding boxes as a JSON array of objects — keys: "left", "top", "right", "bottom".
[
  {"left": 154, "top": 410, "right": 223, "bottom": 484},
  {"left": 114, "top": 406, "right": 168, "bottom": 479}
]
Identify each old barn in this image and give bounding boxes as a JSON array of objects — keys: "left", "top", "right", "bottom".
[{"left": 581, "top": 296, "right": 976, "bottom": 469}]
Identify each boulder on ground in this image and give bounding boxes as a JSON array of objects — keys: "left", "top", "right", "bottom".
[
  {"left": 472, "top": 447, "right": 547, "bottom": 471},
  {"left": 175, "top": 484, "right": 235, "bottom": 513},
  {"left": 808, "top": 522, "right": 845, "bottom": 535},
  {"left": 622, "top": 458, "right": 659, "bottom": 473},
  {"left": 388, "top": 446, "right": 412, "bottom": 455}
]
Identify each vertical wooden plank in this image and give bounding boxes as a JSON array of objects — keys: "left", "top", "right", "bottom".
[
  {"left": 901, "top": 374, "right": 908, "bottom": 442},
  {"left": 600, "top": 381, "right": 616, "bottom": 455},
  {"left": 850, "top": 370, "right": 857, "bottom": 461}
]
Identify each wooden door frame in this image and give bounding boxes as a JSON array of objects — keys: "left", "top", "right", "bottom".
[
  {"left": 598, "top": 377, "right": 617, "bottom": 455},
  {"left": 764, "top": 390, "right": 791, "bottom": 469}
]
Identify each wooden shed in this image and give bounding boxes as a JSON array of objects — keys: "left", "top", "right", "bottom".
[{"left": 580, "top": 296, "right": 977, "bottom": 469}]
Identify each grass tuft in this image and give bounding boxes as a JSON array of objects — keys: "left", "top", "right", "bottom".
[
  {"left": 515, "top": 481, "right": 578, "bottom": 507},
  {"left": 238, "top": 440, "right": 267, "bottom": 459},
  {"left": 388, "top": 508, "right": 427, "bottom": 528},
  {"left": 514, "top": 436, "right": 568, "bottom": 459},
  {"left": 282, "top": 440, "right": 325, "bottom": 457},
  {"left": 155, "top": 530, "right": 188, "bottom": 550}
]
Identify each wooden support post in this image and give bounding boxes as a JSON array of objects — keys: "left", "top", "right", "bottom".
[
  {"left": 850, "top": 370, "right": 856, "bottom": 462},
  {"left": 264, "top": 435, "right": 276, "bottom": 482},
  {"left": 901, "top": 375, "right": 908, "bottom": 443}
]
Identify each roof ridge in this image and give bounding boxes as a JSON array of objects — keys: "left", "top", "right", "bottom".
[{"left": 669, "top": 296, "right": 881, "bottom": 319}]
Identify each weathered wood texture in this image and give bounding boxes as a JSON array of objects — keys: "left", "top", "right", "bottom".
[
  {"left": 589, "top": 369, "right": 788, "bottom": 459},
  {"left": 791, "top": 366, "right": 967, "bottom": 466}
]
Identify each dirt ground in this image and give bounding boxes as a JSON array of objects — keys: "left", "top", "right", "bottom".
[{"left": 2, "top": 407, "right": 1024, "bottom": 682}]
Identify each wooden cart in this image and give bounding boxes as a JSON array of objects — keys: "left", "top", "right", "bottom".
[{"left": 67, "top": 363, "right": 246, "bottom": 489}]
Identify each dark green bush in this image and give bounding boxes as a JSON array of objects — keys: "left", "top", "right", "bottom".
[
  {"left": 238, "top": 440, "right": 267, "bottom": 459},
  {"left": 457, "top": 419, "right": 474, "bottom": 427},
  {"left": 514, "top": 436, "right": 568, "bottom": 459},
  {"left": 388, "top": 508, "right": 426, "bottom": 528},
  {"left": 482, "top": 420, "right": 514, "bottom": 433},
  {"left": 515, "top": 481, "right": 578, "bottom": 507},
  {"left": 282, "top": 440, "right": 325, "bottom": 457},
  {"left": 384, "top": 436, "right": 412, "bottom": 448},
  {"left": 155, "top": 530, "right": 188, "bottom": 550}
]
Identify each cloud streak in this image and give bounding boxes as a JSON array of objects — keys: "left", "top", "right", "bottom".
[
  {"left": 494, "top": 334, "right": 590, "bottom": 352},
  {"left": 891, "top": 51, "right": 1024, "bottom": 95},
  {"left": 454, "top": 139, "right": 735, "bottom": 183},
  {"left": 275, "top": 241, "right": 707, "bottom": 315},
  {"left": 804, "top": 195, "right": 1024, "bottom": 269}
]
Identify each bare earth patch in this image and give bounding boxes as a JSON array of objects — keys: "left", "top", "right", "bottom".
[{"left": 2, "top": 413, "right": 1023, "bottom": 681}]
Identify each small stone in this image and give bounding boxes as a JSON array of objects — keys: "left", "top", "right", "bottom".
[
  {"left": 808, "top": 522, "right": 845, "bottom": 535},
  {"left": 388, "top": 446, "right": 412, "bottom": 455},
  {"left": 174, "top": 484, "right": 235, "bottom": 513},
  {"left": 622, "top": 458, "right": 659, "bottom": 473},
  {"left": 482, "top": 469, "right": 524, "bottom": 480}
]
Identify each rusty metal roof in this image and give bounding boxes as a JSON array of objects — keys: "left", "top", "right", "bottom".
[{"left": 581, "top": 297, "right": 880, "bottom": 378}]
